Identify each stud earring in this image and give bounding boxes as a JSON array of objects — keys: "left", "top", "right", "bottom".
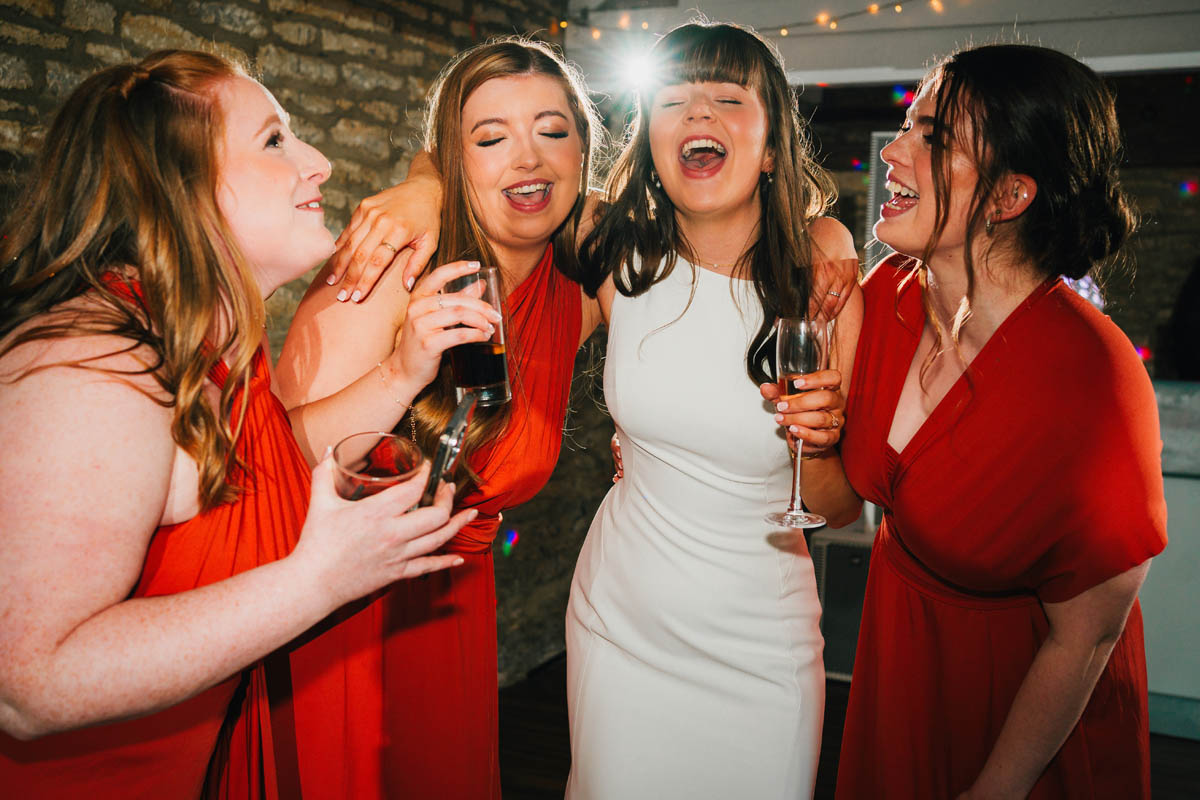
[{"left": 651, "top": 170, "right": 661, "bottom": 189}]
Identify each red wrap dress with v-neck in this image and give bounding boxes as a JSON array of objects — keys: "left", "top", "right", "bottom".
[{"left": 836, "top": 255, "right": 1167, "bottom": 799}]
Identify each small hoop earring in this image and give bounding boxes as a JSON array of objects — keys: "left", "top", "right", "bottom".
[{"left": 984, "top": 216, "right": 996, "bottom": 235}]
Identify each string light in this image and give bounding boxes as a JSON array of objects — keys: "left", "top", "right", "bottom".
[{"left": 556, "top": 1, "right": 976, "bottom": 40}]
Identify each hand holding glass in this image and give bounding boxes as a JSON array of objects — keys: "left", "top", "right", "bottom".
[
  {"left": 765, "top": 317, "right": 830, "bottom": 529},
  {"left": 444, "top": 266, "right": 510, "bottom": 407}
]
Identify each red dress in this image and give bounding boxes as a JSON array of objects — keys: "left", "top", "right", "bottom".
[
  {"left": 836, "top": 255, "right": 1168, "bottom": 799},
  {"left": 0, "top": 346, "right": 311, "bottom": 800},
  {"left": 287, "top": 244, "right": 582, "bottom": 799}
]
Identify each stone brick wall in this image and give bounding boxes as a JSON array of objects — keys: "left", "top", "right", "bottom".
[
  {"left": 0, "top": 0, "right": 608, "bottom": 688},
  {"left": 0, "top": 0, "right": 567, "bottom": 351}
]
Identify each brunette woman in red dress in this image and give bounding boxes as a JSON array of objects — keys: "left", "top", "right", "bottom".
[
  {"left": 0, "top": 51, "right": 471, "bottom": 799},
  {"left": 277, "top": 39, "right": 604, "bottom": 799},
  {"left": 771, "top": 44, "right": 1167, "bottom": 799}
]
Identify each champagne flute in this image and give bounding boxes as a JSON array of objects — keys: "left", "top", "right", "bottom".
[{"left": 765, "top": 317, "right": 830, "bottom": 529}]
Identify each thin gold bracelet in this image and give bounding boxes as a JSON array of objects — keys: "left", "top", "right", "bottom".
[{"left": 375, "top": 361, "right": 409, "bottom": 408}]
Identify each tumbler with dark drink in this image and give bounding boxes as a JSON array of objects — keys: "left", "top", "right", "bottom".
[{"left": 444, "top": 266, "right": 510, "bottom": 406}]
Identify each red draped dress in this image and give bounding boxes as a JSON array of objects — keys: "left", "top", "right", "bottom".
[
  {"left": 0, "top": 343, "right": 311, "bottom": 800},
  {"left": 836, "top": 255, "right": 1168, "bottom": 799},
  {"left": 288, "top": 244, "right": 581, "bottom": 799}
]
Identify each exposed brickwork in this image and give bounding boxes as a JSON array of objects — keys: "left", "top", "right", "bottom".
[{"left": 0, "top": 0, "right": 568, "bottom": 349}]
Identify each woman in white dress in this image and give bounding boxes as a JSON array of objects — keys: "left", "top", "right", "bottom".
[{"left": 564, "top": 22, "right": 863, "bottom": 798}]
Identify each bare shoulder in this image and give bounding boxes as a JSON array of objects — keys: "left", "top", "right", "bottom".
[
  {"left": 0, "top": 322, "right": 178, "bottom": 629},
  {"left": 809, "top": 217, "right": 857, "bottom": 263}
]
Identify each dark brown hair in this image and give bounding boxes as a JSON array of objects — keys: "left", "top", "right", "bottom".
[
  {"left": 910, "top": 43, "right": 1137, "bottom": 357},
  {"left": 575, "top": 21, "right": 837, "bottom": 385}
]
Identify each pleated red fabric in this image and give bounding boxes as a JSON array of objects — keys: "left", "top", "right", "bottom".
[
  {"left": 836, "top": 255, "right": 1168, "bottom": 799},
  {"left": 0, "top": 343, "right": 311, "bottom": 800},
  {"left": 287, "top": 244, "right": 582, "bottom": 799}
]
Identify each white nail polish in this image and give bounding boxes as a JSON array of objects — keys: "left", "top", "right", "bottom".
[
  {"left": 326, "top": 274, "right": 337, "bottom": 285},
  {"left": 776, "top": 402, "right": 787, "bottom": 412},
  {"left": 351, "top": 290, "right": 362, "bottom": 303},
  {"left": 336, "top": 289, "right": 348, "bottom": 302},
  {"left": 405, "top": 277, "right": 415, "bottom": 291},
  {"left": 774, "top": 413, "right": 783, "bottom": 422},
  {"left": 487, "top": 324, "right": 495, "bottom": 335},
  {"left": 468, "top": 261, "right": 480, "bottom": 269}
]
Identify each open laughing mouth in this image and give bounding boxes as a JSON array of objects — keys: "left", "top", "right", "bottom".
[
  {"left": 678, "top": 136, "right": 726, "bottom": 176},
  {"left": 881, "top": 178, "right": 918, "bottom": 216},
  {"left": 502, "top": 180, "right": 553, "bottom": 212}
]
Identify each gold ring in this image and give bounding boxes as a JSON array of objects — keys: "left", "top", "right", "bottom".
[
  {"left": 830, "top": 412, "right": 839, "bottom": 429},
  {"left": 381, "top": 241, "right": 398, "bottom": 253}
]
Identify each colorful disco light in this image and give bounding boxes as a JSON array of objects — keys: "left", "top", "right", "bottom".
[{"left": 501, "top": 528, "right": 520, "bottom": 557}]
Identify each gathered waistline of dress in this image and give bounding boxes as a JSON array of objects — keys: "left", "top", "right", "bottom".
[{"left": 878, "top": 514, "right": 1040, "bottom": 612}]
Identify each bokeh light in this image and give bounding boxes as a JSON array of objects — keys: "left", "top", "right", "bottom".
[
  {"left": 891, "top": 85, "right": 915, "bottom": 106},
  {"left": 501, "top": 528, "right": 520, "bottom": 557}
]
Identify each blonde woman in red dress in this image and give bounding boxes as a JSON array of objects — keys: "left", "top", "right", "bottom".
[{"left": 277, "top": 39, "right": 604, "bottom": 799}]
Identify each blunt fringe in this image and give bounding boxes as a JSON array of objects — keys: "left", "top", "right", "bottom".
[{"left": 574, "top": 21, "right": 837, "bottom": 385}]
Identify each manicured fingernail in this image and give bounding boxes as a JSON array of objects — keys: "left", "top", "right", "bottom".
[
  {"left": 468, "top": 509, "right": 479, "bottom": 520},
  {"left": 336, "top": 289, "right": 348, "bottom": 302},
  {"left": 323, "top": 445, "right": 333, "bottom": 460},
  {"left": 468, "top": 261, "right": 480, "bottom": 269},
  {"left": 405, "top": 277, "right": 415, "bottom": 291},
  {"left": 486, "top": 324, "right": 495, "bottom": 335},
  {"left": 789, "top": 425, "right": 800, "bottom": 433},
  {"left": 776, "top": 401, "right": 788, "bottom": 412},
  {"left": 793, "top": 377, "right": 807, "bottom": 389},
  {"left": 350, "top": 290, "right": 362, "bottom": 303},
  {"left": 487, "top": 309, "right": 502, "bottom": 322},
  {"left": 774, "top": 413, "right": 784, "bottom": 423},
  {"left": 326, "top": 273, "right": 337, "bottom": 285},
  {"left": 453, "top": 557, "right": 465, "bottom": 566}
]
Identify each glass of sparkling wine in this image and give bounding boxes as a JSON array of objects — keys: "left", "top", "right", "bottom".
[
  {"left": 444, "top": 266, "right": 510, "bottom": 407},
  {"left": 765, "top": 316, "right": 830, "bottom": 529}
]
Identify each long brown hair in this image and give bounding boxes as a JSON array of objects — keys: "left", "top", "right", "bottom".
[
  {"left": 905, "top": 44, "right": 1137, "bottom": 379},
  {"left": 0, "top": 50, "right": 266, "bottom": 510},
  {"left": 575, "top": 21, "right": 837, "bottom": 385},
  {"left": 410, "top": 37, "right": 601, "bottom": 492}
]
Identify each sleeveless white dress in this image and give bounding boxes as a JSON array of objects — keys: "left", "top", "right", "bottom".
[{"left": 565, "top": 260, "right": 826, "bottom": 799}]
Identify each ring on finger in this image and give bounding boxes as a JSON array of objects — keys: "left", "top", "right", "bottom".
[
  {"left": 829, "top": 411, "right": 840, "bottom": 429},
  {"left": 436, "top": 296, "right": 445, "bottom": 309},
  {"left": 381, "top": 241, "right": 398, "bottom": 253}
]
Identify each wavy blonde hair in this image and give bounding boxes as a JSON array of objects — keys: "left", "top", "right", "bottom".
[
  {"left": 410, "top": 37, "right": 601, "bottom": 494},
  {"left": 0, "top": 50, "right": 266, "bottom": 510}
]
